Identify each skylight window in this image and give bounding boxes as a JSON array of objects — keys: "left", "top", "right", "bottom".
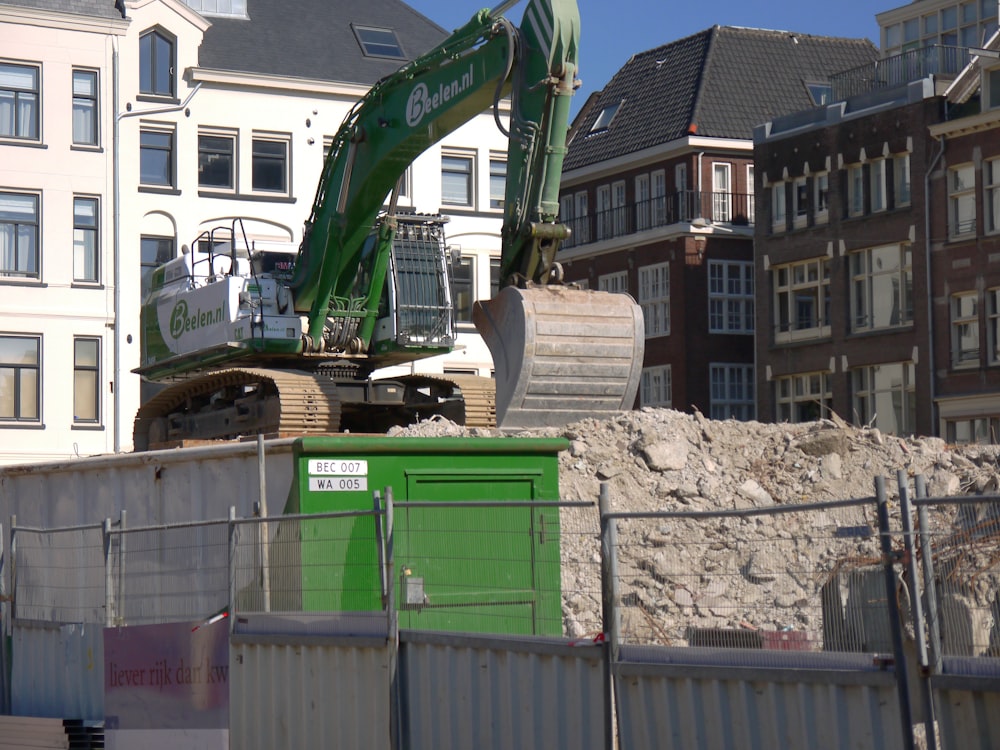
[
  {"left": 353, "top": 26, "right": 406, "bottom": 59},
  {"left": 806, "top": 82, "right": 833, "bottom": 106},
  {"left": 590, "top": 102, "right": 621, "bottom": 132}
]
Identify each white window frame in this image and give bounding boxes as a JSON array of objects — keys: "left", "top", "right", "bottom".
[
  {"left": 987, "top": 157, "right": 1000, "bottom": 234},
  {"left": 598, "top": 270, "right": 627, "bottom": 294},
  {"left": 952, "top": 291, "right": 980, "bottom": 367},
  {"left": 847, "top": 164, "right": 865, "bottom": 217},
  {"left": 849, "top": 244, "right": 913, "bottom": 332},
  {"left": 814, "top": 171, "right": 830, "bottom": 224},
  {"left": 638, "top": 262, "right": 669, "bottom": 338},
  {"left": 709, "top": 363, "right": 755, "bottom": 421},
  {"left": 771, "top": 182, "right": 786, "bottom": 232},
  {"left": 792, "top": 176, "right": 808, "bottom": 228},
  {"left": 851, "top": 362, "right": 916, "bottom": 435},
  {"left": 893, "top": 154, "right": 911, "bottom": 208},
  {"left": 73, "top": 195, "right": 99, "bottom": 284},
  {"left": 773, "top": 258, "right": 831, "bottom": 343},
  {"left": 949, "top": 164, "right": 976, "bottom": 238},
  {"left": 709, "top": 260, "right": 754, "bottom": 334},
  {"left": 73, "top": 336, "right": 101, "bottom": 424},
  {"left": 441, "top": 150, "right": 476, "bottom": 208},
  {"left": 775, "top": 371, "right": 831, "bottom": 423},
  {"left": 635, "top": 173, "right": 651, "bottom": 231},
  {"left": 640, "top": 365, "right": 671, "bottom": 407},
  {"left": 870, "top": 158, "right": 887, "bottom": 213}
]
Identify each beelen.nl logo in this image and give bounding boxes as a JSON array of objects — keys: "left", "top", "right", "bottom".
[
  {"left": 169, "top": 299, "right": 226, "bottom": 339},
  {"left": 405, "top": 64, "right": 475, "bottom": 127}
]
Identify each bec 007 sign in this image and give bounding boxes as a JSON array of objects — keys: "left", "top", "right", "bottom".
[{"left": 306, "top": 458, "right": 369, "bottom": 492}]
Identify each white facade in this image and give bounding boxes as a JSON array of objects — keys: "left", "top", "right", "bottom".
[
  {"left": 0, "top": 0, "right": 506, "bottom": 464},
  {"left": 0, "top": 3, "right": 127, "bottom": 465}
]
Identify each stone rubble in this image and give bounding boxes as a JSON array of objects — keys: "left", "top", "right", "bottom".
[{"left": 389, "top": 408, "right": 1000, "bottom": 645}]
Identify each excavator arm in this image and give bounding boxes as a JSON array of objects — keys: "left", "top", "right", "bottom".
[{"left": 292, "top": 0, "right": 642, "bottom": 428}]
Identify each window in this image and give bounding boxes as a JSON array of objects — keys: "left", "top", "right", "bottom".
[
  {"left": 952, "top": 292, "right": 979, "bottom": 366},
  {"left": 489, "top": 155, "right": 505, "bottom": 209},
  {"left": 710, "top": 364, "right": 755, "bottom": 421},
  {"left": 949, "top": 164, "right": 976, "bottom": 238},
  {"left": 640, "top": 365, "right": 671, "bottom": 407},
  {"left": 252, "top": 136, "right": 289, "bottom": 193},
  {"left": 574, "top": 190, "right": 589, "bottom": 243},
  {"left": 870, "top": 158, "right": 886, "bottom": 213},
  {"left": 596, "top": 184, "right": 612, "bottom": 240},
  {"left": 847, "top": 164, "right": 864, "bottom": 217},
  {"left": 141, "top": 235, "right": 174, "bottom": 299},
  {"left": 849, "top": 244, "right": 912, "bottom": 332},
  {"left": 611, "top": 181, "right": 626, "bottom": 236},
  {"left": 635, "top": 174, "right": 650, "bottom": 231},
  {"left": 893, "top": 154, "right": 911, "bottom": 207},
  {"left": 590, "top": 102, "right": 620, "bottom": 132},
  {"left": 598, "top": 270, "right": 627, "bottom": 294},
  {"left": 353, "top": 26, "right": 405, "bottom": 59},
  {"left": 775, "top": 372, "right": 830, "bottom": 423},
  {"left": 183, "top": 0, "right": 247, "bottom": 17},
  {"left": 651, "top": 169, "right": 666, "bottom": 226},
  {"left": 198, "top": 133, "right": 235, "bottom": 190},
  {"left": 792, "top": 176, "right": 808, "bottom": 228},
  {"left": 139, "top": 29, "right": 174, "bottom": 97},
  {"left": 0, "top": 62, "right": 39, "bottom": 140},
  {"left": 773, "top": 258, "right": 831, "bottom": 342},
  {"left": 987, "top": 158, "right": 1000, "bottom": 234},
  {"left": 73, "top": 337, "right": 100, "bottom": 423},
  {"left": 0, "top": 192, "right": 39, "bottom": 279},
  {"left": 709, "top": 260, "right": 754, "bottom": 334},
  {"left": 0, "top": 335, "right": 40, "bottom": 421},
  {"left": 441, "top": 152, "right": 474, "bottom": 207},
  {"left": 140, "top": 128, "right": 174, "bottom": 187},
  {"left": 450, "top": 255, "right": 474, "bottom": 324},
  {"left": 989, "top": 287, "right": 1000, "bottom": 364},
  {"left": 72, "top": 69, "right": 98, "bottom": 146},
  {"left": 771, "top": 182, "right": 786, "bottom": 231},
  {"left": 638, "top": 262, "right": 669, "bottom": 337},
  {"left": 851, "top": 362, "right": 915, "bottom": 436},
  {"left": 712, "top": 163, "right": 732, "bottom": 222},
  {"left": 814, "top": 172, "right": 829, "bottom": 224},
  {"left": 73, "top": 197, "right": 98, "bottom": 283}
]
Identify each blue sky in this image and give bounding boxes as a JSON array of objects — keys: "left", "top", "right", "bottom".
[{"left": 404, "top": 0, "right": 885, "bottom": 116}]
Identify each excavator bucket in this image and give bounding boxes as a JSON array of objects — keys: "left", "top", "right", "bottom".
[{"left": 473, "top": 285, "right": 645, "bottom": 430}]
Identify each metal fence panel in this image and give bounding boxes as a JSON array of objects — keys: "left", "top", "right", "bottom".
[
  {"left": 229, "top": 633, "right": 392, "bottom": 750},
  {"left": 399, "top": 630, "right": 606, "bottom": 750},
  {"left": 11, "top": 620, "right": 103, "bottom": 720},
  {"left": 614, "top": 656, "right": 904, "bottom": 750}
]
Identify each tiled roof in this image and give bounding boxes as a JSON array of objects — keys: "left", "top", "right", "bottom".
[
  {"left": 0, "top": 0, "right": 123, "bottom": 20},
  {"left": 564, "top": 25, "right": 878, "bottom": 171},
  {"left": 198, "top": 0, "right": 449, "bottom": 85}
]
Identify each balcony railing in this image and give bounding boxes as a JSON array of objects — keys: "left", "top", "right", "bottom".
[
  {"left": 562, "top": 190, "right": 754, "bottom": 249},
  {"left": 830, "top": 45, "right": 973, "bottom": 102}
]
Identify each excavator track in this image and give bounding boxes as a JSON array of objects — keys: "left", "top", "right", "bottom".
[{"left": 133, "top": 368, "right": 342, "bottom": 450}]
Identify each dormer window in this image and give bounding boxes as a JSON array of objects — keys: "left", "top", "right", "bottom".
[
  {"left": 353, "top": 26, "right": 405, "bottom": 59},
  {"left": 590, "top": 102, "right": 621, "bottom": 133}
]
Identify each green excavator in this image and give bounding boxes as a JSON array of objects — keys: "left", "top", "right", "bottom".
[{"left": 133, "top": 0, "right": 644, "bottom": 449}]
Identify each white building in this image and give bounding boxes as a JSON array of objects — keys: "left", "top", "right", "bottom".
[{"left": 0, "top": 0, "right": 508, "bottom": 464}]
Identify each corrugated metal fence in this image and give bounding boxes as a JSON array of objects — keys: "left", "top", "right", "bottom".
[{"left": 5, "top": 475, "right": 1000, "bottom": 749}]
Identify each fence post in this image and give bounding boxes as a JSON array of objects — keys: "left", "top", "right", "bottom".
[
  {"left": 914, "top": 475, "right": 942, "bottom": 675},
  {"left": 117, "top": 510, "right": 126, "bottom": 626},
  {"left": 875, "top": 475, "right": 916, "bottom": 750},
  {"left": 228, "top": 506, "right": 236, "bottom": 633},
  {"left": 599, "top": 482, "right": 619, "bottom": 750},
  {"left": 103, "top": 518, "right": 113, "bottom": 627},
  {"left": 384, "top": 487, "right": 400, "bottom": 750},
  {"left": 898, "top": 471, "right": 938, "bottom": 750}
]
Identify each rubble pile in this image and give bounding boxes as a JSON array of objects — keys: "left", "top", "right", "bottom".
[{"left": 390, "top": 408, "right": 1000, "bottom": 643}]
